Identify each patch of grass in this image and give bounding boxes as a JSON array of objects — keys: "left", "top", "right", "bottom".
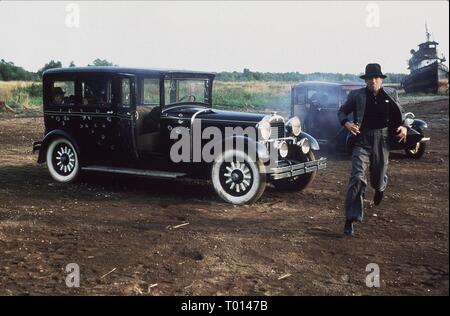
[
  {"left": 399, "top": 92, "right": 449, "bottom": 105},
  {"left": 213, "top": 81, "right": 293, "bottom": 111},
  {"left": 0, "top": 81, "right": 42, "bottom": 112}
]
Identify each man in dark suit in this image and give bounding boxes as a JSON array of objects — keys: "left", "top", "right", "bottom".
[{"left": 337, "top": 63, "right": 408, "bottom": 236}]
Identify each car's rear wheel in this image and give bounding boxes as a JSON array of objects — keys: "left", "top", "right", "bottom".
[
  {"left": 211, "top": 150, "right": 266, "bottom": 204},
  {"left": 405, "top": 141, "right": 426, "bottom": 159},
  {"left": 272, "top": 151, "right": 317, "bottom": 192},
  {"left": 46, "top": 138, "right": 80, "bottom": 183}
]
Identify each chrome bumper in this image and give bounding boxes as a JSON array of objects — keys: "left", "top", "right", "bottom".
[{"left": 270, "top": 157, "right": 327, "bottom": 180}]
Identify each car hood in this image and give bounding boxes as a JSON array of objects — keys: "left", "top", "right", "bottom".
[{"left": 163, "top": 105, "right": 268, "bottom": 124}]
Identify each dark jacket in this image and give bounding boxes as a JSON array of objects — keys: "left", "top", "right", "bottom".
[
  {"left": 337, "top": 86, "right": 407, "bottom": 129},
  {"left": 337, "top": 87, "right": 411, "bottom": 154}
]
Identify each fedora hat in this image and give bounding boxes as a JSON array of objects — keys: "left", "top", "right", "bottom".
[
  {"left": 360, "top": 63, "right": 387, "bottom": 79},
  {"left": 52, "top": 87, "right": 65, "bottom": 95}
]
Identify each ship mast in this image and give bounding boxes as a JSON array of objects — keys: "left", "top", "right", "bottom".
[{"left": 425, "top": 23, "right": 431, "bottom": 42}]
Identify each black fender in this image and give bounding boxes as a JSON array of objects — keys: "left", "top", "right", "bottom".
[
  {"left": 37, "top": 130, "right": 80, "bottom": 164},
  {"left": 411, "top": 119, "right": 428, "bottom": 132},
  {"left": 299, "top": 131, "right": 320, "bottom": 151}
]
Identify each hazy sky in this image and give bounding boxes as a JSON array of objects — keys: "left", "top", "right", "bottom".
[{"left": 0, "top": 1, "right": 448, "bottom": 74}]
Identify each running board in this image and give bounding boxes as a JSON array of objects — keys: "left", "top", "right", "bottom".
[{"left": 82, "top": 165, "right": 187, "bottom": 179}]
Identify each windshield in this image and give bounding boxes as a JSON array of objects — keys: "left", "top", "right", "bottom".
[
  {"left": 164, "top": 78, "right": 212, "bottom": 107},
  {"left": 305, "top": 86, "right": 340, "bottom": 109}
]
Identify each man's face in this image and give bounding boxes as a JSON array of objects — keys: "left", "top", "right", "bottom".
[
  {"left": 53, "top": 94, "right": 64, "bottom": 104},
  {"left": 365, "top": 76, "right": 383, "bottom": 93}
]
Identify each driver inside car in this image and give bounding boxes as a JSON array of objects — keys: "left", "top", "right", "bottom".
[{"left": 52, "top": 87, "right": 65, "bottom": 105}]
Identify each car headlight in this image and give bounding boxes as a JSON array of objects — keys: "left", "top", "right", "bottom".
[
  {"left": 274, "top": 140, "right": 289, "bottom": 158},
  {"left": 287, "top": 116, "right": 301, "bottom": 137},
  {"left": 258, "top": 120, "right": 271, "bottom": 141},
  {"left": 278, "top": 141, "right": 289, "bottom": 158},
  {"left": 297, "top": 138, "right": 310, "bottom": 154}
]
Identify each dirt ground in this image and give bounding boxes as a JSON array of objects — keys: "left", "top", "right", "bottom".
[{"left": 0, "top": 98, "right": 448, "bottom": 296}]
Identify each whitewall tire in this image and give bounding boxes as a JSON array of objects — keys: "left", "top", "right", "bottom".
[
  {"left": 211, "top": 150, "right": 266, "bottom": 205},
  {"left": 46, "top": 138, "right": 80, "bottom": 183}
]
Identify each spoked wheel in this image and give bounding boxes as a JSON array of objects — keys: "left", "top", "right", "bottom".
[
  {"left": 405, "top": 142, "right": 426, "bottom": 159},
  {"left": 46, "top": 138, "right": 80, "bottom": 183},
  {"left": 211, "top": 150, "right": 266, "bottom": 204}
]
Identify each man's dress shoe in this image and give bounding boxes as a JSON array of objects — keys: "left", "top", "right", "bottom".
[
  {"left": 374, "top": 190, "right": 384, "bottom": 206},
  {"left": 344, "top": 220, "right": 354, "bottom": 236}
]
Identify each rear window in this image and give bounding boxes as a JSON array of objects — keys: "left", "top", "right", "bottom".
[
  {"left": 48, "top": 77, "right": 113, "bottom": 107},
  {"left": 50, "top": 81, "right": 75, "bottom": 106},
  {"left": 81, "top": 78, "right": 111, "bottom": 106}
]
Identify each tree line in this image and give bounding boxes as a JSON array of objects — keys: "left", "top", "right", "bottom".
[
  {"left": 215, "top": 68, "right": 407, "bottom": 83},
  {"left": 1, "top": 59, "right": 407, "bottom": 83},
  {"left": 0, "top": 59, "right": 115, "bottom": 81}
]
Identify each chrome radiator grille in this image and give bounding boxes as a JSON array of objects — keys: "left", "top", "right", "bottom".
[{"left": 270, "top": 121, "right": 285, "bottom": 139}]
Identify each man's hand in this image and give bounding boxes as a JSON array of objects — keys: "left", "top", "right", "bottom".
[
  {"left": 344, "top": 121, "right": 360, "bottom": 136},
  {"left": 397, "top": 126, "right": 408, "bottom": 143}
]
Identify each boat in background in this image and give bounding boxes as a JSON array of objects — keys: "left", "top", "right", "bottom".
[{"left": 402, "top": 24, "right": 449, "bottom": 94}]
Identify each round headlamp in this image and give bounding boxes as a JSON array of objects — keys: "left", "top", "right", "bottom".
[
  {"left": 287, "top": 116, "right": 301, "bottom": 137},
  {"left": 258, "top": 120, "right": 271, "bottom": 141},
  {"left": 278, "top": 141, "right": 289, "bottom": 158},
  {"left": 297, "top": 138, "right": 310, "bottom": 154}
]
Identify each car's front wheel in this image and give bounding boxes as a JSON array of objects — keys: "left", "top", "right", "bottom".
[
  {"left": 211, "top": 150, "right": 266, "bottom": 204},
  {"left": 46, "top": 138, "right": 80, "bottom": 183},
  {"left": 405, "top": 141, "right": 426, "bottom": 159}
]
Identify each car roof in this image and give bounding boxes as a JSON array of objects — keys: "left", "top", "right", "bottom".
[
  {"left": 293, "top": 81, "right": 365, "bottom": 88},
  {"left": 43, "top": 66, "right": 215, "bottom": 77}
]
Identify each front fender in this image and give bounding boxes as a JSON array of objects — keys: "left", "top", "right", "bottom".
[
  {"left": 228, "top": 135, "right": 269, "bottom": 161},
  {"left": 299, "top": 131, "right": 320, "bottom": 151},
  {"left": 206, "top": 135, "right": 269, "bottom": 162},
  {"left": 37, "top": 130, "right": 80, "bottom": 163},
  {"left": 412, "top": 119, "right": 428, "bottom": 132}
]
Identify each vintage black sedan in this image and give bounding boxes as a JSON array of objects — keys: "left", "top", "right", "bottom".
[
  {"left": 32, "top": 67, "right": 326, "bottom": 204},
  {"left": 291, "top": 81, "right": 430, "bottom": 158}
]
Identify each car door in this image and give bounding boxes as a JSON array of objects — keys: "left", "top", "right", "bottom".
[
  {"left": 134, "top": 77, "right": 163, "bottom": 154},
  {"left": 76, "top": 74, "right": 119, "bottom": 163},
  {"left": 112, "top": 74, "right": 139, "bottom": 164}
]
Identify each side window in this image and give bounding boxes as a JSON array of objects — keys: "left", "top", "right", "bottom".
[
  {"left": 295, "top": 87, "right": 306, "bottom": 105},
  {"left": 141, "top": 79, "right": 160, "bottom": 105},
  {"left": 81, "top": 78, "right": 111, "bottom": 106},
  {"left": 51, "top": 81, "right": 75, "bottom": 106},
  {"left": 164, "top": 79, "right": 177, "bottom": 104},
  {"left": 121, "top": 79, "right": 131, "bottom": 107},
  {"left": 307, "top": 88, "right": 320, "bottom": 104}
]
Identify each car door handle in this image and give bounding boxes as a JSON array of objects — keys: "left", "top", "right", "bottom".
[{"left": 106, "top": 110, "right": 113, "bottom": 114}]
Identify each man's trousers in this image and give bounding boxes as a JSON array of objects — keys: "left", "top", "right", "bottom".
[{"left": 345, "top": 127, "right": 390, "bottom": 222}]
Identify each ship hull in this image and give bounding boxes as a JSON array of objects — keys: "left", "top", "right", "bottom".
[{"left": 402, "top": 61, "right": 449, "bottom": 94}]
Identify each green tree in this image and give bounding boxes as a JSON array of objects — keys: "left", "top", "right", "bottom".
[
  {"left": 0, "top": 59, "right": 39, "bottom": 81},
  {"left": 38, "top": 60, "right": 62, "bottom": 77},
  {"left": 69, "top": 61, "right": 76, "bottom": 67},
  {"left": 89, "top": 58, "right": 116, "bottom": 66}
]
